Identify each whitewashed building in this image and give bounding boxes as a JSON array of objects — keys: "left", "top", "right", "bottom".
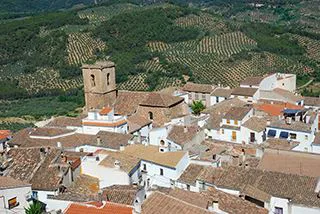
[
  {"left": 81, "top": 107, "right": 128, "bottom": 135},
  {"left": 0, "top": 177, "right": 32, "bottom": 214},
  {"left": 219, "top": 107, "right": 253, "bottom": 144}
]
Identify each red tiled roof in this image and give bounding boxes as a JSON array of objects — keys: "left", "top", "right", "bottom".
[
  {"left": 64, "top": 202, "right": 133, "bottom": 214},
  {"left": 254, "top": 102, "right": 303, "bottom": 116},
  {"left": 99, "top": 107, "right": 112, "bottom": 115},
  {"left": 0, "top": 130, "right": 11, "bottom": 140}
]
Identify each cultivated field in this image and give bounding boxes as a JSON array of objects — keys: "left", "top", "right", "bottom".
[{"left": 67, "top": 32, "right": 106, "bottom": 65}]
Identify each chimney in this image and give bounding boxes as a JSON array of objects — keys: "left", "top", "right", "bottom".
[
  {"left": 114, "top": 160, "right": 120, "bottom": 169},
  {"left": 184, "top": 126, "right": 188, "bottom": 133},
  {"left": 97, "top": 136, "right": 101, "bottom": 146},
  {"left": 133, "top": 198, "right": 142, "bottom": 214},
  {"left": 119, "top": 144, "right": 125, "bottom": 151},
  {"left": 57, "top": 142, "right": 62, "bottom": 148},
  {"left": 286, "top": 117, "right": 292, "bottom": 125},
  {"left": 266, "top": 120, "right": 271, "bottom": 126},
  {"left": 61, "top": 154, "right": 67, "bottom": 163},
  {"left": 208, "top": 200, "right": 219, "bottom": 212},
  {"left": 40, "top": 147, "right": 46, "bottom": 159}
]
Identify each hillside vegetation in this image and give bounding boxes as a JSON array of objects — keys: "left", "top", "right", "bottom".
[{"left": 1, "top": 0, "right": 320, "bottom": 128}]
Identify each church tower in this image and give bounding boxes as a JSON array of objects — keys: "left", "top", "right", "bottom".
[{"left": 82, "top": 61, "right": 117, "bottom": 111}]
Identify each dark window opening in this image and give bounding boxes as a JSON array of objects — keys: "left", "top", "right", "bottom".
[
  {"left": 143, "top": 164, "right": 146, "bottom": 171},
  {"left": 90, "top": 74, "right": 96, "bottom": 87},
  {"left": 107, "top": 73, "right": 110, "bottom": 86},
  {"left": 160, "top": 168, "right": 164, "bottom": 176},
  {"left": 148, "top": 112, "right": 153, "bottom": 120}
]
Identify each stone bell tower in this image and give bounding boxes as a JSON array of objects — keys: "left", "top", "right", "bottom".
[{"left": 82, "top": 61, "right": 117, "bottom": 111}]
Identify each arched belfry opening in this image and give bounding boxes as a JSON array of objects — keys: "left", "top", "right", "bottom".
[
  {"left": 107, "top": 73, "right": 110, "bottom": 86},
  {"left": 90, "top": 74, "right": 96, "bottom": 87}
]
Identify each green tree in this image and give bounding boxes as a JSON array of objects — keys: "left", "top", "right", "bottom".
[
  {"left": 190, "top": 100, "right": 205, "bottom": 115},
  {"left": 25, "top": 202, "right": 42, "bottom": 214}
]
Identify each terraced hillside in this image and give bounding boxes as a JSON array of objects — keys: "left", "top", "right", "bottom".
[{"left": 67, "top": 32, "right": 106, "bottom": 65}]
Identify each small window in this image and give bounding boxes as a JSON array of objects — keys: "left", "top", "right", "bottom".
[
  {"left": 187, "top": 184, "right": 190, "bottom": 190},
  {"left": 226, "top": 119, "right": 230, "bottom": 124},
  {"left": 8, "top": 197, "right": 18, "bottom": 209},
  {"left": 216, "top": 96, "right": 219, "bottom": 103},
  {"left": 160, "top": 168, "right": 164, "bottom": 176},
  {"left": 148, "top": 112, "right": 153, "bottom": 120},
  {"left": 221, "top": 129, "right": 224, "bottom": 134},
  {"left": 244, "top": 96, "right": 248, "bottom": 99},
  {"left": 275, "top": 207, "right": 283, "bottom": 214},
  {"left": 160, "top": 140, "right": 165, "bottom": 146},
  {"left": 143, "top": 164, "right": 147, "bottom": 171},
  {"left": 234, "top": 120, "right": 238, "bottom": 125},
  {"left": 289, "top": 133, "right": 297, "bottom": 139},
  {"left": 212, "top": 154, "right": 216, "bottom": 160},
  {"left": 305, "top": 135, "right": 308, "bottom": 140},
  {"left": 282, "top": 83, "right": 284, "bottom": 86},
  {"left": 79, "top": 148, "right": 84, "bottom": 152}
]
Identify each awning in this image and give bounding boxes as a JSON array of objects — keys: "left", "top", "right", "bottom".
[
  {"left": 267, "top": 129, "right": 276, "bottom": 137},
  {"left": 283, "top": 109, "right": 301, "bottom": 114},
  {"left": 279, "top": 131, "right": 289, "bottom": 139}
]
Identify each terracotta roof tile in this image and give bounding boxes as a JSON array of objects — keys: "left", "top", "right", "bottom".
[
  {"left": 99, "top": 151, "right": 140, "bottom": 174},
  {"left": 65, "top": 202, "right": 132, "bottom": 214},
  {"left": 254, "top": 102, "right": 303, "bottom": 116},
  {"left": 9, "top": 129, "right": 132, "bottom": 150},
  {"left": 52, "top": 174, "right": 100, "bottom": 202},
  {"left": 261, "top": 138, "right": 299, "bottom": 150},
  {"left": 102, "top": 185, "right": 141, "bottom": 205},
  {"left": 5, "top": 148, "right": 66, "bottom": 191},
  {"left": 30, "top": 127, "right": 75, "bottom": 137},
  {"left": 304, "top": 96, "right": 320, "bottom": 107},
  {"left": 0, "top": 176, "right": 30, "bottom": 189},
  {"left": 242, "top": 117, "right": 267, "bottom": 132},
  {"left": 122, "top": 144, "right": 187, "bottom": 169},
  {"left": 99, "top": 107, "right": 112, "bottom": 115},
  {"left": 231, "top": 87, "right": 258, "bottom": 97},
  {"left": 268, "top": 119, "right": 312, "bottom": 132},
  {"left": 178, "top": 164, "right": 206, "bottom": 185},
  {"left": 203, "top": 188, "right": 268, "bottom": 214},
  {"left": 114, "top": 91, "right": 149, "bottom": 116},
  {"left": 258, "top": 149, "right": 320, "bottom": 177},
  {"left": 211, "top": 88, "right": 232, "bottom": 98},
  {"left": 223, "top": 107, "right": 251, "bottom": 120},
  {"left": 127, "top": 114, "right": 151, "bottom": 133},
  {"left": 139, "top": 93, "right": 184, "bottom": 107},
  {"left": 141, "top": 191, "right": 212, "bottom": 214},
  {"left": 240, "top": 76, "right": 264, "bottom": 86},
  {"left": 167, "top": 125, "right": 200, "bottom": 146},
  {"left": 183, "top": 82, "right": 216, "bottom": 93},
  {"left": 46, "top": 116, "right": 84, "bottom": 128}
]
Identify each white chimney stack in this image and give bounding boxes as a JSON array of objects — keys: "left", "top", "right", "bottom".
[{"left": 97, "top": 136, "right": 101, "bottom": 146}]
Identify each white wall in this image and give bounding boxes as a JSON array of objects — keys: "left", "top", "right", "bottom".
[
  {"left": 149, "top": 127, "right": 169, "bottom": 146},
  {"left": 45, "top": 199, "right": 71, "bottom": 213},
  {"left": 81, "top": 155, "right": 131, "bottom": 188},
  {"left": 291, "top": 204, "right": 320, "bottom": 214},
  {"left": 276, "top": 74, "right": 296, "bottom": 92},
  {"left": 210, "top": 96, "right": 226, "bottom": 106},
  {"left": 266, "top": 127, "right": 314, "bottom": 152},
  {"left": 269, "top": 197, "right": 289, "bottom": 214},
  {"left": 259, "top": 74, "right": 277, "bottom": 91},
  {"left": 0, "top": 186, "right": 31, "bottom": 214},
  {"left": 142, "top": 153, "right": 189, "bottom": 188},
  {"left": 241, "top": 126, "right": 265, "bottom": 145}
]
